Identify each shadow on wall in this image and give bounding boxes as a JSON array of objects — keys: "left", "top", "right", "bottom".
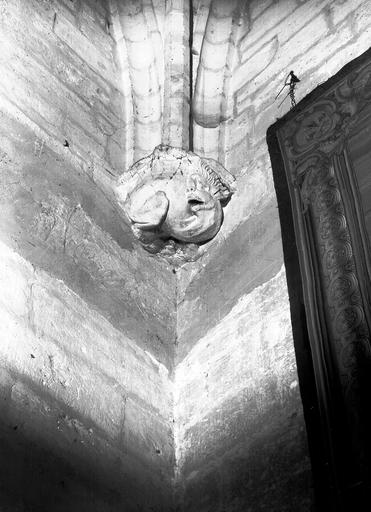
[
  {"left": 175, "top": 371, "right": 314, "bottom": 512},
  {"left": 0, "top": 368, "right": 171, "bottom": 512}
]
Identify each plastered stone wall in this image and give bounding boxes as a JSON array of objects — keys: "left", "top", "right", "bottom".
[
  {"left": 174, "top": 1, "right": 371, "bottom": 510},
  {"left": 0, "top": 0, "right": 176, "bottom": 510},
  {"left": 0, "top": 241, "right": 173, "bottom": 511},
  {"left": 2, "top": 0, "right": 371, "bottom": 511}
]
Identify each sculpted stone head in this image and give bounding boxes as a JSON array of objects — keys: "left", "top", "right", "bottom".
[{"left": 115, "top": 145, "right": 235, "bottom": 261}]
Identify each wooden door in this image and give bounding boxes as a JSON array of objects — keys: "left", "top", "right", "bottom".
[{"left": 268, "top": 49, "right": 371, "bottom": 511}]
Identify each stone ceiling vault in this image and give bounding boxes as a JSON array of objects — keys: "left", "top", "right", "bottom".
[{"left": 108, "top": 0, "right": 249, "bottom": 167}]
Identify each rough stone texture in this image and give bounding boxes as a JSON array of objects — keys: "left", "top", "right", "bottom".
[
  {"left": 176, "top": 200, "right": 283, "bottom": 361},
  {"left": 173, "top": 1, "right": 371, "bottom": 511},
  {"left": 162, "top": 0, "right": 190, "bottom": 149},
  {"left": 175, "top": 269, "right": 313, "bottom": 511},
  {"left": 0, "top": 1, "right": 176, "bottom": 510},
  {"left": 110, "top": 0, "right": 190, "bottom": 160},
  {"left": 0, "top": 0, "right": 129, "bottom": 183},
  {"left": 192, "top": 0, "right": 247, "bottom": 161},
  {"left": 227, "top": 0, "right": 371, "bottom": 174},
  {"left": 0, "top": 108, "right": 176, "bottom": 370},
  {"left": 0, "top": 240, "right": 174, "bottom": 511},
  {"left": 2, "top": 0, "right": 371, "bottom": 511}
]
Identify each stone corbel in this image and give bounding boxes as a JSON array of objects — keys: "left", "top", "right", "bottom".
[{"left": 115, "top": 145, "right": 235, "bottom": 263}]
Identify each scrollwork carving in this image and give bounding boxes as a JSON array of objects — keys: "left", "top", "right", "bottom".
[
  {"left": 295, "top": 155, "right": 369, "bottom": 392},
  {"left": 277, "top": 57, "right": 371, "bottom": 482},
  {"left": 282, "top": 62, "right": 371, "bottom": 160}
]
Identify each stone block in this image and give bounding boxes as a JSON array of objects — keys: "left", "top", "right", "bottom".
[
  {"left": 78, "top": 3, "right": 112, "bottom": 52},
  {"left": 0, "top": 117, "right": 176, "bottom": 368},
  {"left": 182, "top": 465, "right": 222, "bottom": 512},
  {"left": 0, "top": 243, "right": 32, "bottom": 318},
  {"left": 176, "top": 267, "right": 295, "bottom": 436},
  {"left": 54, "top": 13, "right": 118, "bottom": 86},
  {"left": 249, "top": 0, "right": 275, "bottom": 22},
  {"left": 178, "top": 392, "right": 312, "bottom": 511},
  {"left": 0, "top": 376, "right": 172, "bottom": 510},
  {"left": 0, "top": 1, "right": 178, "bottom": 509},
  {"left": 105, "top": 127, "right": 129, "bottom": 172},
  {"left": 124, "top": 397, "right": 174, "bottom": 471},
  {"left": 331, "top": 0, "right": 368, "bottom": 26},
  {"left": 0, "top": 47, "right": 113, "bottom": 167},
  {"left": 239, "top": 0, "right": 297, "bottom": 54},
  {"left": 235, "top": 12, "right": 328, "bottom": 93},
  {"left": 176, "top": 202, "right": 284, "bottom": 359},
  {"left": 0, "top": 238, "right": 175, "bottom": 508}
]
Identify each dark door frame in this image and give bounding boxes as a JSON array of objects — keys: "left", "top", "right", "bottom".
[{"left": 267, "top": 47, "right": 371, "bottom": 511}]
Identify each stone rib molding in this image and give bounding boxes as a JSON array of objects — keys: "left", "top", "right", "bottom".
[
  {"left": 116, "top": 0, "right": 163, "bottom": 160},
  {"left": 163, "top": 0, "right": 190, "bottom": 149},
  {"left": 192, "top": 0, "right": 242, "bottom": 161}
]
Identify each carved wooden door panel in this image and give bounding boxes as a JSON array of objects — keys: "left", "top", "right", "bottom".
[{"left": 268, "top": 50, "right": 371, "bottom": 511}]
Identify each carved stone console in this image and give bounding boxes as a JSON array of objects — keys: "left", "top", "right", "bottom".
[
  {"left": 268, "top": 51, "right": 371, "bottom": 509},
  {"left": 115, "top": 145, "right": 235, "bottom": 262}
]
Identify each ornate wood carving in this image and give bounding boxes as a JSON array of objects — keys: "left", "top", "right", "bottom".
[{"left": 273, "top": 55, "right": 371, "bottom": 507}]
